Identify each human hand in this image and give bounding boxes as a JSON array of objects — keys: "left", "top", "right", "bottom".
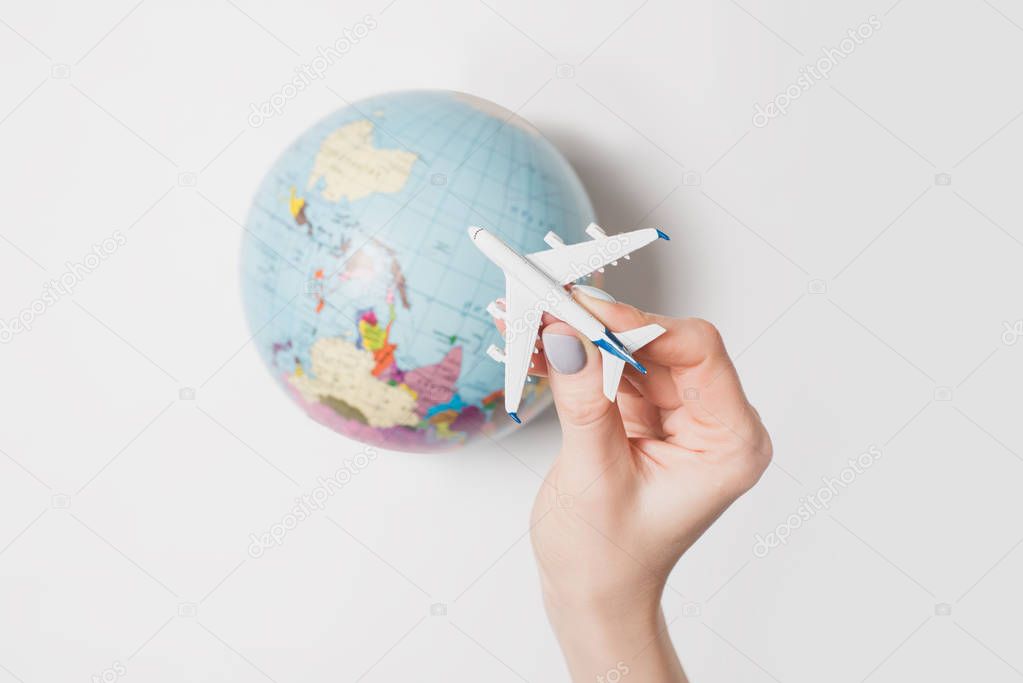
[{"left": 497, "top": 287, "right": 772, "bottom": 682}]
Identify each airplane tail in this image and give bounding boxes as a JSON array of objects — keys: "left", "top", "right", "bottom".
[{"left": 597, "top": 323, "right": 666, "bottom": 401}]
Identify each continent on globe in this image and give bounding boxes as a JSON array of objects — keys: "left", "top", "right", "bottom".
[
  {"left": 307, "top": 119, "right": 418, "bottom": 202},
  {"left": 404, "top": 346, "right": 462, "bottom": 417},
  {"left": 288, "top": 336, "right": 419, "bottom": 429}
]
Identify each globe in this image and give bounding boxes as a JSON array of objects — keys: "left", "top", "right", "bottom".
[{"left": 241, "top": 90, "right": 596, "bottom": 452}]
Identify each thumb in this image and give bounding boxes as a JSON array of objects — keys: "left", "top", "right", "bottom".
[{"left": 541, "top": 321, "right": 627, "bottom": 465}]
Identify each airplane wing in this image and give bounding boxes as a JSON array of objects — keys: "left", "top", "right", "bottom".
[
  {"left": 524, "top": 224, "right": 669, "bottom": 285},
  {"left": 487, "top": 278, "right": 544, "bottom": 422},
  {"left": 599, "top": 323, "right": 666, "bottom": 401}
]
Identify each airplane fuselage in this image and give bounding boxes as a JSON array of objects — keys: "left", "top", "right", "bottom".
[{"left": 469, "top": 227, "right": 645, "bottom": 372}]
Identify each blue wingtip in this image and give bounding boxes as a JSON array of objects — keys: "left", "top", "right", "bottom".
[
  {"left": 656, "top": 229, "right": 670, "bottom": 241},
  {"left": 508, "top": 412, "right": 522, "bottom": 424},
  {"left": 593, "top": 338, "right": 648, "bottom": 375}
]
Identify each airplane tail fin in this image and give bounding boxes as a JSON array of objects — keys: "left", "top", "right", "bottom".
[
  {"left": 615, "top": 324, "right": 666, "bottom": 352},
  {"left": 598, "top": 324, "right": 666, "bottom": 401}
]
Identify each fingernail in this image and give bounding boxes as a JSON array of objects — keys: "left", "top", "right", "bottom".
[
  {"left": 542, "top": 332, "right": 587, "bottom": 374},
  {"left": 572, "top": 285, "right": 616, "bottom": 303}
]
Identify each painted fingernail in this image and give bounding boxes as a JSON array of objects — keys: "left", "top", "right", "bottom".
[
  {"left": 542, "top": 332, "right": 587, "bottom": 374},
  {"left": 572, "top": 285, "right": 616, "bottom": 303}
]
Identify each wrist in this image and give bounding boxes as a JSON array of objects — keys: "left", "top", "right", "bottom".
[
  {"left": 546, "top": 600, "right": 662, "bottom": 654},
  {"left": 544, "top": 599, "right": 684, "bottom": 682},
  {"left": 542, "top": 580, "right": 663, "bottom": 633}
]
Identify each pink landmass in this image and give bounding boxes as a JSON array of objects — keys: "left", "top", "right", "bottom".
[
  {"left": 403, "top": 346, "right": 462, "bottom": 416},
  {"left": 378, "top": 364, "right": 405, "bottom": 384},
  {"left": 450, "top": 405, "right": 485, "bottom": 433}
]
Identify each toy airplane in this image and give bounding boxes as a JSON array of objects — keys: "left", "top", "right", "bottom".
[{"left": 468, "top": 223, "right": 670, "bottom": 423}]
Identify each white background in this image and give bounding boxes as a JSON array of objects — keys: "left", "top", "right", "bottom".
[{"left": 2, "top": 0, "right": 1023, "bottom": 681}]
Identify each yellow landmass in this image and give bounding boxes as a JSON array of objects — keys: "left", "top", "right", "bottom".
[
  {"left": 434, "top": 421, "right": 459, "bottom": 441},
  {"left": 307, "top": 120, "right": 418, "bottom": 203},
  {"left": 288, "top": 337, "right": 419, "bottom": 428},
  {"left": 358, "top": 319, "right": 388, "bottom": 351},
  {"left": 288, "top": 187, "right": 305, "bottom": 217}
]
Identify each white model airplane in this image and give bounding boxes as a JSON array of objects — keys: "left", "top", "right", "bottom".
[{"left": 468, "top": 223, "right": 670, "bottom": 423}]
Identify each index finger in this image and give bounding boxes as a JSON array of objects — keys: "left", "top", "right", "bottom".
[
  {"left": 572, "top": 289, "right": 753, "bottom": 425},
  {"left": 572, "top": 289, "right": 729, "bottom": 369}
]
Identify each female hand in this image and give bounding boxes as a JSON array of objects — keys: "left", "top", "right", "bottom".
[{"left": 498, "top": 287, "right": 772, "bottom": 682}]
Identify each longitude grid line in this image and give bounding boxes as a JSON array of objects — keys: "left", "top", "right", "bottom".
[
  {"left": 382, "top": 104, "right": 483, "bottom": 292},
  {"left": 447, "top": 115, "right": 511, "bottom": 375},
  {"left": 448, "top": 192, "right": 508, "bottom": 398},
  {"left": 399, "top": 106, "right": 499, "bottom": 376},
  {"left": 380, "top": 118, "right": 467, "bottom": 365},
  {"left": 470, "top": 117, "right": 561, "bottom": 397},
  {"left": 408, "top": 106, "right": 496, "bottom": 258},
  {"left": 401, "top": 283, "right": 493, "bottom": 328},
  {"left": 403, "top": 242, "right": 501, "bottom": 298},
  {"left": 404, "top": 106, "right": 486, "bottom": 340},
  {"left": 463, "top": 125, "right": 548, "bottom": 394},
  {"left": 441, "top": 145, "right": 527, "bottom": 400}
]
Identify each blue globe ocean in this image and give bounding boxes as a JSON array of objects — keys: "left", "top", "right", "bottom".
[{"left": 241, "top": 90, "right": 596, "bottom": 452}]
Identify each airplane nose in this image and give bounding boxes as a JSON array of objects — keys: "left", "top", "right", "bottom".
[{"left": 467, "top": 226, "right": 483, "bottom": 240}]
